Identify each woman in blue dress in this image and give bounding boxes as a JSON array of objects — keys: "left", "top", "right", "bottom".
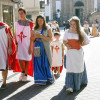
[{"left": 29, "top": 15, "right": 54, "bottom": 86}]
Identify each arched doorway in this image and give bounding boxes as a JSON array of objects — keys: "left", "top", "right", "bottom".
[{"left": 74, "top": 1, "right": 84, "bottom": 24}]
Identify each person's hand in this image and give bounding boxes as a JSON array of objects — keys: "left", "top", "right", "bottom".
[
  {"left": 8, "top": 48, "right": 13, "bottom": 55},
  {"left": 30, "top": 34, "right": 40, "bottom": 41},
  {"left": 65, "top": 43, "right": 71, "bottom": 50},
  {"left": 39, "top": 34, "right": 43, "bottom": 39},
  {"left": 34, "top": 34, "right": 40, "bottom": 38}
]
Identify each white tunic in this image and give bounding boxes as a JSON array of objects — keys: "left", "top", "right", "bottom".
[
  {"left": 63, "top": 30, "right": 90, "bottom": 73},
  {"left": 15, "top": 21, "right": 32, "bottom": 61},
  {"left": 0, "top": 27, "right": 8, "bottom": 70},
  {"left": 51, "top": 41, "right": 62, "bottom": 67}
]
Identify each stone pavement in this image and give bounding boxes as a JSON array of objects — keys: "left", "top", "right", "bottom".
[{"left": 0, "top": 30, "right": 100, "bottom": 100}]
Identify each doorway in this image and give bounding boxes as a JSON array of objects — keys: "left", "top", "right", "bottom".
[{"left": 75, "top": 8, "right": 83, "bottom": 24}]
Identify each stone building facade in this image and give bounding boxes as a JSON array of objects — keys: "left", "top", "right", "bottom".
[
  {"left": 0, "top": 0, "right": 20, "bottom": 26},
  {"left": 20, "top": 0, "right": 40, "bottom": 22},
  {"left": 89, "top": 0, "right": 100, "bottom": 25},
  {"left": 45, "top": 0, "right": 95, "bottom": 25}
]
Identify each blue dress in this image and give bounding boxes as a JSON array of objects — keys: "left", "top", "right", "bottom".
[
  {"left": 65, "top": 62, "right": 88, "bottom": 91},
  {"left": 33, "top": 39, "right": 54, "bottom": 85}
]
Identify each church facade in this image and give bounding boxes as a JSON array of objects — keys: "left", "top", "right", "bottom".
[
  {"left": 0, "top": 0, "right": 19, "bottom": 26},
  {"left": 45, "top": 0, "right": 96, "bottom": 25}
]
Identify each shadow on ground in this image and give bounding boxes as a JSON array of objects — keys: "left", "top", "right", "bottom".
[
  {"left": 50, "top": 85, "right": 87, "bottom": 100},
  {"left": 0, "top": 81, "right": 29, "bottom": 100},
  {"left": 1, "top": 82, "right": 52, "bottom": 100}
]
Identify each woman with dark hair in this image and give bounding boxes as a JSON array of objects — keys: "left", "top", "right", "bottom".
[
  {"left": 63, "top": 16, "right": 90, "bottom": 93},
  {"left": 29, "top": 15, "right": 54, "bottom": 86}
]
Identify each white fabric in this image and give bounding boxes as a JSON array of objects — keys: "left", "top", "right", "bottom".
[
  {"left": 84, "top": 24, "right": 89, "bottom": 29},
  {"left": 15, "top": 22, "right": 32, "bottom": 61},
  {"left": 63, "top": 30, "right": 90, "bottom": 44},
  {"left": 51, "top": 41, "right": 62, "bottom": 67},
  {"left": 66, "top": 48, "right": 84, "bottom": 73},
  {"left": 92, "top": 24, "right": 98, "bottom": 27},
  {"left": 0, "top": 27, "right": 8, "bottom": 70},
  {"left": 83, "top": 32, "right": 90, "bottom": 44},
  {"left": 51, "top": 24, "right": 56, "bottom": 29},
  {"left": 63, "top": 30, "right": 90, "bottom": 73},
  {"left": 47, "top": 25, "right": 51, "bottom": 31}
]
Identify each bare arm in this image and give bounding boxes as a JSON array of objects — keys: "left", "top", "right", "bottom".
[
  {"left": 7, "top": 33, "right": 13, "bottom": 55},
  {"left": 29, "top": 30, "right": 34, "bottom": 54},
  {"left": 63, "top": 40, "right": 71, "bottom": 50}
]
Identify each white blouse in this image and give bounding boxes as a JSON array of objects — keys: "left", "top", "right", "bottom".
[{"left": 63, "top": 30, "right": 90, "bottom": 45}]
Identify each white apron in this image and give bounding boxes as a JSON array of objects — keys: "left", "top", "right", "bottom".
[{"left": 66, "top": 48, "right": 84, "bottom": 73}]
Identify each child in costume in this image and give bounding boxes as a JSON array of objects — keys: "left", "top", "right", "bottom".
[{"left": 51, "top": 32, "right": 64, "bottom": 77}]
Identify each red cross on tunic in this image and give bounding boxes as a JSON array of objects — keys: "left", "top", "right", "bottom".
[
  {"left": 54, "top": 45, "right": 60, "bottom": 54},
  {"left": 17, "top": 32, "right": 27, "bottom": 43}
]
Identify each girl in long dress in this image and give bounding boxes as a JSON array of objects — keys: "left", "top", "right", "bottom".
[
  {"left": 29, "top": 15, "right": 54, "bottom": 86},
  {"left": 91, "top": 21, "right": 99, "bottom": 37},
  {"left": 63, "top": 16, "right": 90, "bottom": 93}
]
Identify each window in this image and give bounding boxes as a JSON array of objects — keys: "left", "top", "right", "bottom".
[
  {"left": 40, "top": 1, "right": 45, "bottom": 8},
  {"left": 98, "top": 7, "right": 100, "bottom": 11},
  {"left": 74, "top": 1, "right": 84, "bottom": 7}
]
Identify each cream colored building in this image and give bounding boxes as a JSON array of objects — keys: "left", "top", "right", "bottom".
[
  {"left": 21, "top": 0, "right": 40, "bottom": 22},
  {"left": 0, "top": 0, "right": 19, "bottom": 26},
  {"left": 89, "top": 0, "right": 100, "bottom": 24},
  {"left": 45, "top": 0, "right": 96, "bottom": 25}
]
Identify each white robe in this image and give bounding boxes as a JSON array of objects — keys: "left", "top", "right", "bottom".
[
  {"left": 51, "top": 41, "right": 62, "bottom": 67},
  {"left": 15, "top": 21, "right": 32, "bottom": 61},
  {"left": 0, "top": 27, "right": 8, "bottom": 70}
]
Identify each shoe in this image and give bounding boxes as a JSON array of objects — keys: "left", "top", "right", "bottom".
[
  {"left": 0, "top": 84, "right": 6, "bottom": 89},
  {"left": 19, "top": 73, "right": 25, "bottom": 81},
  {"left": 22, "top": 76, "right": 27, "bottom": 82},
  {"left": 66, "top": 88, "right": 73, "bottom": 93}
]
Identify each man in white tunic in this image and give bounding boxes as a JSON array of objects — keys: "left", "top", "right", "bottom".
[{"left": 15, "top": 7, "right": 32, "bottom": 81}]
